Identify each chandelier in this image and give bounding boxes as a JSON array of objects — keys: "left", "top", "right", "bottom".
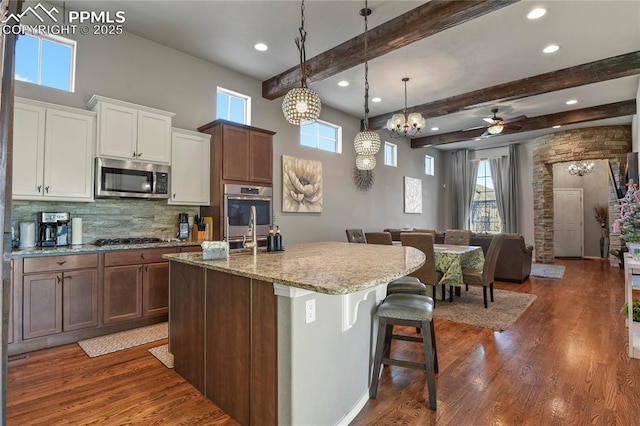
[
  {"left": 354, "top": 1, "right": 380, "bottom": 170},
  {"left": 282, "top": 0, "right": 322, "bottom": 125},
  {"left": 568, "top": 161, "right": 595, "bottom": 176},
  {"left": 386, "top": 77, "right": 426, "bottom": 138}
]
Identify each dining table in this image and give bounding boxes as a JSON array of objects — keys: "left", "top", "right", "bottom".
[{"left": 433, "top": 244, "right": 485, "bottom": 288}]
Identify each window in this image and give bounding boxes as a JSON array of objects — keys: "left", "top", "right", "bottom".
[
  {"left": 471, "top": 160, "right": 502, "bottom": 233},
  {"left": 300, "top": 120, "right": 342, "bottom": 153},
  {"left": 384, "top": 142, "right": 397, "bottom": 167},
  {"left": 216, "top": 87, "right": 251, "bottom": 125},
  {"left": 424, "top": 155, "right": 434, "bottom": 176},
  {"left": 15, "top": 31, "right": 76, "bottom": 92}
]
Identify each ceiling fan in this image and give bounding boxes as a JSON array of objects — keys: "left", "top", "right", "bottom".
[{"left": 479, "top": 108, "right": 527, "bottom": 137}]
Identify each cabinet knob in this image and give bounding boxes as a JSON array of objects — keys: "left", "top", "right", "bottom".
[
  {"left": 57, "top": 261, "right": 66, "bottom": 266},
  {"left": 132, "top": 152, "right": 137, "bottom": 158},
  {"left": 37, "top": 185, "right": 42, "bottom": 193},
  {"left": 140, "top": 253, "right": 145, "bottom": 260},
  {"left": 45, "top": 186, "right": 50, "bottom": 193},
  {"left": 173, "top": 193, "right": 176, "bottom": 198},
  {"left": 56, "top": 275, "right": 61, "bottom": 283},
  {"left": 136, "top": 152, "right": 143, "bottom": 158}
]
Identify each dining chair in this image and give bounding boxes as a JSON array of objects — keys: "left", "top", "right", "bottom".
[
  {"left": 396, "top": 232, "right": 444, "bottom": 305},
  {"left": 345, "top": 229, "right": 367, "bottom": 243},
  {"left": 461, "top": 233, "right": 505, "bottom": 308},
  {"left": 444, "top": 229, "right": 471, "bottom": 245},
  {"left": 365, "top": 232, "right": 393, "bottom": 245}
]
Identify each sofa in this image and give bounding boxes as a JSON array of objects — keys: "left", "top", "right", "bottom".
[
  {"left": 469, "top": 233, "right": 533, "bottom": 283},
  {"left": 383, "top": 229, "right": 533, "bottom": 283}
]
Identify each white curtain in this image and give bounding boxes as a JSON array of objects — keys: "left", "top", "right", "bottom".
[
  {"left": 452, "top": 150, "right": 478, "bottom": 229},
  {"left": 489, "top": 144, "right": 519, "bottom": 233}
]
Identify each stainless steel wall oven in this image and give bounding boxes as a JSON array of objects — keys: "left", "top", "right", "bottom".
[{"left": 223, "top": 184, "right": 272, "bottom": 243}]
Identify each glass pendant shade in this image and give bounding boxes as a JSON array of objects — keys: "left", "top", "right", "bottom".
[
  {"left": 282, "top": 87, "right": 322, "bottom": 125},
  {"left": 487, "top": 123, "right": 504, "bottom": 135},
  {"left": 354, "top": 130, "right": 381, "bottom": 155},
  {"left": 387, "top": 114, "right": 405, "bottom": 130},
  {"left": 568, "top": 160, "right": 595, "bottom": 176},
  {"left": 356, "top": 154, "right": 376, "bottom": 170}
]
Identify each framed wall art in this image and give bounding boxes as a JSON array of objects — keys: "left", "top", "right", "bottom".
[
  {"left": 404, "top": 176, "right": 422, "bottom": 214},
  {"left": 282, "top": 155, "right": 323, "bottom": 213}
]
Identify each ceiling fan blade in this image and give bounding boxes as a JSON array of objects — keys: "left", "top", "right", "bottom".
[
  {"left": 482, "top": 117, "right": 495, "bottom": 124},
  {"left": 504, "top": 115, "right": 527, "bottom": 124},
  {"left": 464, "top": 125, "right": 487, "bottom": 131}
]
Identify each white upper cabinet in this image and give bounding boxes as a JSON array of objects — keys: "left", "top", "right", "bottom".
[
  {"left": 88, "top": 95, "right": 174, "bottom": 164},
  {"left": 13, "top": 98, "right": 95, "bottom": 201},
  {"left": 168, "top": 128, "right": 210, "bottom": 206}
]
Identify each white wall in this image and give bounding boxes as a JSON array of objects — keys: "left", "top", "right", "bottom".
[{"left": 14, "top": 12, "right": 443, "bottom": 245}]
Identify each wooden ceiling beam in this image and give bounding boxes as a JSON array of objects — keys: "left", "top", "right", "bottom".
[
  {"left": 411, "top": 100, "right": 637, "bottom": 148},
  {"left": 370, "top": 51, "right": 640, "bottom": 130},
  {"left": 262, "top": 0, "right": 519, "bottom": 100}
]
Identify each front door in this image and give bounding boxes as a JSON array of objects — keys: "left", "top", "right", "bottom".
[{"left": 554, "top": 188, "right": 584, "bottom": 257}]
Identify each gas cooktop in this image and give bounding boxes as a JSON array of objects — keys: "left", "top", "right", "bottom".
[{"left": 94, "top": 237, "right": 165, "bottom": 246}]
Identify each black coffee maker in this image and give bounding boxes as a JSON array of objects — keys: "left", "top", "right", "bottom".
[{"left": 38, "top": 212, "right": 70, "bottom": 247}]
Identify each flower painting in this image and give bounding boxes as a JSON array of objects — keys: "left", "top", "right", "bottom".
[
  {"left": 282, "top": 155, "right": 323, "bottom": 213},
  {"left": 404, "top": 176, "right": 422, "bottom": 214}
]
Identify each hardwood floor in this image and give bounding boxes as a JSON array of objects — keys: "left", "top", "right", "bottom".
[
  {"left": 6, "top": 259, "right": 640, "bottom": 425},
  {"left": 6, "top": 339, "right": 237, "bottom": 425},
  {"left": 353, "top": 258, "right": 640, "bottom": 425}
]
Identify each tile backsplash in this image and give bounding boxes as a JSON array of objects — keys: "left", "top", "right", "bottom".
[{"left": 12, "top": 200, "right": 200, "bottom": 244}]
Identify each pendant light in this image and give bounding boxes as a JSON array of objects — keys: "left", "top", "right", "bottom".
[
  {"left": 354, "top": 1, "right": 379, "bottom": 170},
  {"left": 386, "top": 77, "right": 426, "bottom": 138},
  {"left": 282, "top": 0, "right": 322, "bottom": 125}
]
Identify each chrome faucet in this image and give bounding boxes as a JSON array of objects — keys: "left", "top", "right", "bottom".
[{"left": 243, "top": 205, "right": 257, "bottom": 256}]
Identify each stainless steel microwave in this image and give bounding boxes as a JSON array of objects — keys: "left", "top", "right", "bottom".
[{"left": 95, "top": 158, "right": 170, "bottom": 199}]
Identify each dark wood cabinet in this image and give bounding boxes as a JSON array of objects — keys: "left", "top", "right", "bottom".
[
  {"left": 201, "top": 119, "right": 274, "bottom": 185},
  {"left": 22, "top": 254, "right": 99, "bottom": 340},
  {"left": 22, "top": 273, "right": 62, "bottom": 339},
  {"left": 169, "top": 263, "right": 277, "bottom": 425},
  {"left": 103, "top": 264, "right": 143, "bottom": 324},
  {"left": 143, "top": 263, "right": 169, "bottom": 317},
  {"left": 104, "top": 248, "right": 177, "bottom": 323},
  {"left": 198, "top": 119, "right": 276, "bottom": 241},
  {"left": 63, "top": 269, "right": 99, "bottom": 331}
]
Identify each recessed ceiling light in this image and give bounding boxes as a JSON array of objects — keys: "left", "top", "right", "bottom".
[
  {"left": 372, "top": 97, "right": 382, "bottom": 103},
  {"left": 254, "top": 43, "right": 268, "bottom": 51},
  {"left": 527, "top": 8, "right": 546, "bottom": 20},
  {"left": 543, "top": 44, "right": 560, "bottom": 54},
  {"left": 566, "top": 99, "right": 578, "bottom": 105},
  {"left": 431, "top": 127, "right": 439, "bottom": 131},
  {"left": 338, "top": 80, "right": 349, "bottom": 87},
  {"left": 553, "top": 125, "right": 561, "bottom": 129}
]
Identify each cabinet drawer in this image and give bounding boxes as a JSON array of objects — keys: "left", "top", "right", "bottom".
[
  {"left": 24, "top": 254, "right": 98, "bottom": 273},
  {"left": 181, "top": 245, "right": 202, "bottom": 253},
  {"left": 104, "top": 248, "right": 179, "bottom": 266}
]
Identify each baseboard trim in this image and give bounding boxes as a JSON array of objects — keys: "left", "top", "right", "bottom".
[{"left": 335, "top": 390, "right": 369, "bottom": 426}]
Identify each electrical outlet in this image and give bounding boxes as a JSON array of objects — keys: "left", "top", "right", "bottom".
[{"left": 305, "top": 298, "right": 316, "bottom": 324}]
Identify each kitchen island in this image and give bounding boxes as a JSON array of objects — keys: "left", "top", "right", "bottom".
[{"left": 164, "top": 241, "right": 425, "bottom": 426}]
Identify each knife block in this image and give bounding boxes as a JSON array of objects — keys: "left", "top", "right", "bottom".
[{"left": 193, "top": 225, "right": 205, "bottom": 242}]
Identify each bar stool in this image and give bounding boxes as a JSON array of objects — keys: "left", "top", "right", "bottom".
[
  {"left": 386, "top": 276, "right": 427, "bottom": 296},
  {"left": 369, "top": 293, "right": 438, "bottom": 410}
]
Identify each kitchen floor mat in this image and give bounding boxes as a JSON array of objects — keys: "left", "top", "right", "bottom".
[{"left": 77, "top": 322, "right": 167, "bottom": 357}]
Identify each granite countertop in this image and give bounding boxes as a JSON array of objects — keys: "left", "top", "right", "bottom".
[
  {"left": 164, "top": 241, "right": 425, "bottom": 295},
  {"left": 11, "top": 240, "right": 202, "bottom": 258}
]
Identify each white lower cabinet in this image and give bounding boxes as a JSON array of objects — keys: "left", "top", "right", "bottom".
[
  {"left": 13, "top": 98, "right": 95, "bottom": 201},
  {"left": 169, "top": 128, "right": 210, "bottom": 206}
]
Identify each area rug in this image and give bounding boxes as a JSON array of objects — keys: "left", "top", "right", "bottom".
[
  {"left": 78, "top": 322, "right": 168, "bottom": 358},
  {"left": 149, "top": 344, "right": 174, "bottom": 369},
  {"left": 434, "top": 287, "right": 536, "bottom": 331},
  {"left": 530, "top": 263, "right": 566, "bottom": 279}
]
